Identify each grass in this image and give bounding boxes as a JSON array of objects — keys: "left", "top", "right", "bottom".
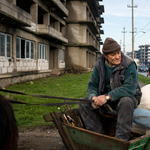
[
  {"left": 0, "top": 73, "right": 92, "bottom": 128},
  {"left": 1, "top": 72, "right": 150, "bottom": 129},
  {"left": 138, "top": 74, "right": 150, "bottom": 85}
]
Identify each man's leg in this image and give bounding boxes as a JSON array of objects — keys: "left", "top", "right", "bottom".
[
  {"left": 79, "top": 103, "right": 104, "bottom": 134},
  {"left": 115, "top": 97, "right": 135, "bottom": 141}
]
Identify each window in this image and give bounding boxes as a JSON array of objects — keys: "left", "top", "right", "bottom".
[
  {"left": 38, "top": 43, "right": 47, "bottom": 60},
  {"left": 0, "top": 32, "right": 12, "bottom": 58},
  {"left": 59, "top": 49, "right": 64, "bottom": 63},
  {"left": 16, "top": 37, "right": 34, "bottom": 59}
]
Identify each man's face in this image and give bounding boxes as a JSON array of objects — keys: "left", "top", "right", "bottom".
[{"left": 104, "top": 51, "right": 121, "bottom": 66}]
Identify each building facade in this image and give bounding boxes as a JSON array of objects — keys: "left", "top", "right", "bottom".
[
  {"left": 0, "top": 0, "right": 104, "bottom": 87},
  {"left": 66, "top": 0, "right": 104, "bottom": 71}
]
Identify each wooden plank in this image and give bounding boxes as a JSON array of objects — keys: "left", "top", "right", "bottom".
[
  {"left": 62, "top": 124, "right": 129, "bottom": 150},
  {"left": 51, "top": 111, "right": 75, "bottom": 150}
]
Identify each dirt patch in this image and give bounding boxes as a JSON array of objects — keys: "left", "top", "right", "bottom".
[{"left": 18, "top": 125, "right": 65, "bottom": 150}]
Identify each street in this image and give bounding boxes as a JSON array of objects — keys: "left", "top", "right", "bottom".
[{"left": 138, "top": 72, "right": 148, "bottom": 77}]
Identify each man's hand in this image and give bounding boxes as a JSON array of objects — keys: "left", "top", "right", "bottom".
[
  {"left": 94, "top": 95, "right": 107, "bottom": 106},
  {"left": 91, "top": 95, "right": 107, "bottom": 109}
]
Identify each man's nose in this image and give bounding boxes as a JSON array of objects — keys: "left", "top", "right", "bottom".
[{"left": 115, "top": 53, "right": 120, "bottom": 59}]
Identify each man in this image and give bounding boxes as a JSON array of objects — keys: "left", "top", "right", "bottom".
[{"left": 79, "top": 37, "right": 142, "bottom": 141}]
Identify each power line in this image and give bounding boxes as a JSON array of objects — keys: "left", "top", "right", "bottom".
[
  {"left": 134, "top": 0, "right": 149, "bottom": 26},
  {"left": 134, "top": 22, "right": 150, "bottom": 37}
]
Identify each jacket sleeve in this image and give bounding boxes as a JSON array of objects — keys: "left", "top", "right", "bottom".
[
  {"left": 108, "top": 63, "right": 138, "bottom": 101},
  {"left": 86, "top": 66, "right": 99, "bottom": 99}
]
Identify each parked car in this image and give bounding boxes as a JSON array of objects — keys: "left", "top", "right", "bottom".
[{"left": 138, "top": 65, "right": 148, "bottom": 72}]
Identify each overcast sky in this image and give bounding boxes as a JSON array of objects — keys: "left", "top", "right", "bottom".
[{"left": 100, "top": 0, "right": 150, "bottom": 53}]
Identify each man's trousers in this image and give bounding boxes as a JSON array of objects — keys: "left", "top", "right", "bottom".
[{"left": 79, "top": 97, "right": 135, "bottom": 141}]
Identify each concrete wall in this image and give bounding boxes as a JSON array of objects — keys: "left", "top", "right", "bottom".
[
  {"left": 67, "top": 24, "right": 87, "bottom": 44},
  {"left": 66, "top": 1, "right": 87, "bottom": 21},
  {"left": 66, "top": 47, "right": 87, "bottom": 69},
  {"left": 0, "top": 71, "right": 51, "bottom": 88},
  {"left": 66, "top": 47, "right": 96, "bottom": 70}
]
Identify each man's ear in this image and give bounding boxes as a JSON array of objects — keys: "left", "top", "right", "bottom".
[{"left": 103, "top": 54, "right": 108, "bottom": 59}]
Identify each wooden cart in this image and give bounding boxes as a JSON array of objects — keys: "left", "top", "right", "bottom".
[{"left": 43, "top": 108, "right": 150, "bottom": 150}]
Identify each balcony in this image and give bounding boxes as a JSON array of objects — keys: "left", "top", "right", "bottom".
[
  {"left": 97, "top": 17, "right": 104, "bottom": 24},
  {"left": 42, "top": 0, "right": 68, "bottom": 17},
  {"left": 69, "top": 21, "right": 99, "bottom": 34},
  {"left": 0, "top": 0, "right": 31, "bottom": 27},
  {"left": 85, "top": 0, "right": 104, "bottom": 17},
  {"left": 97, "top": 5, "right": 104, "bottom": 15},
  {"left": 37, "top": 25, "right": 68, "bottom": 44},
  {"left": 100, "top": 30, "right": 104, "bottom": 34}
]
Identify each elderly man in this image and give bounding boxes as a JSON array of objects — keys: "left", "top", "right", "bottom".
[{"left": 79, "top": 37, "right": 142, "bottom": 141}]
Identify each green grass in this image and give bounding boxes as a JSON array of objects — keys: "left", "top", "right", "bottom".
[
  {"left": 1, "top": 72, "right": 150, "bottom": 129},
  {"left": 1, "top": 73, "right": 92, "bottom": 128},
  {"left": 138, "top": 74, "right": 150, "bottom": 85}
]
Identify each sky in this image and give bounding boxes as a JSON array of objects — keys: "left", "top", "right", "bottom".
[{"left": 100, "top": 0, "right": 150, "bottom": 54}]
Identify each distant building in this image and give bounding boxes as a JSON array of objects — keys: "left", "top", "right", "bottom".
[
  {"left": 126, "top": 45, "right": 150, "bottom": 66},
  {"left": 0, "top": 0, "right": 104, "bottom": 88},
  {"left": 126, "top": 50, "right": 139, "bottom": 60},
  {"left": 138, "top": 45, "right": 150, "bottom": 66}
]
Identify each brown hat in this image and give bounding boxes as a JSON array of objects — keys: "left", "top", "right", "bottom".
[{"left": 102, "top": 37, "right": 121, "bottom": 54}]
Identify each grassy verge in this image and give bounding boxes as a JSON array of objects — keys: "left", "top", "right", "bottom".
[
  {"left": 1, "top": 73, "right": 92, "bottom": 128},
  {"left": 138, "top": 74, "right": 150, "bottom": 85},
  {"left": 1, "top": 72, "right": 150, "bottom": 129}
]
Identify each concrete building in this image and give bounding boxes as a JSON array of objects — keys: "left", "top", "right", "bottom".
[
  {"left": 0, "top": 0, "right": 104, "bottom": 88},
  {"left": 66, "top": 0, "right": 104, "bottom": 71},
  {"left": 126, "top": 50, "right": 140, "bottom": 60},
  {"left": 126, "top": 45, "right": 150, "bottom": 66},
  {"left": 138, "top": 45, "right": 150, "bottom": 66}
]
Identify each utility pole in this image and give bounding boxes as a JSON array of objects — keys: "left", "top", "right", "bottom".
[
  {"left": 120, "top": 40, "right": 122, "bottom": 46},
  {"left": 127, "top": 0, "right": 137, "bottom": 60},
  {"left": 121, "top": 27, "right": 127, "bottom": 54}
]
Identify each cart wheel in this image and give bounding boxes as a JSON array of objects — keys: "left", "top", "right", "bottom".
[{"left": 59, "top": 146, "right": 67, "bottom": 150}]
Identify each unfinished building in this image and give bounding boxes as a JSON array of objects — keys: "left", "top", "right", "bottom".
[
  {"left": 0, "top": 0, "right": 104, "bottom": 87},
  {"left": 66, "top": 0, "right": 104, "bottom": 71}
]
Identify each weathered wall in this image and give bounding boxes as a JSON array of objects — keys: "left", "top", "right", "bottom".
[
  {"left": 66, "top": 24, "right": 87, "bottom": 44},
  {"left": 66, "top": 47, "right": 96, "bottom": 70},
  {"left": 0, "top": 24, "right": 50, "bottom": 74},
  {"left": 66, "top": 1, "right": 87, "bottom": 21}
]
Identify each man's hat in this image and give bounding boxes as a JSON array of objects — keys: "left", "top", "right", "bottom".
[{"left": 102, "top": 37, "right": 121, "bottom": 54}]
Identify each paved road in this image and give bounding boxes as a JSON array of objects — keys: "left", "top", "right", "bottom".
[{"left": 138, "top": 72, "right": 148, "bottom": 77}]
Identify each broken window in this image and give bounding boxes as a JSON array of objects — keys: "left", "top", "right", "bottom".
[
  {"left": 38, "top": 6, "right": 47, "bottom": 24},
  {"left": 16, "top": 0, "right": 34, "bottom": 13}
]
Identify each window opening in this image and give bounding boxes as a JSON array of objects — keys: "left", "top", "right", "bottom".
[{"left": 0, "top": 32, "right": 12, "bottom": 58}]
